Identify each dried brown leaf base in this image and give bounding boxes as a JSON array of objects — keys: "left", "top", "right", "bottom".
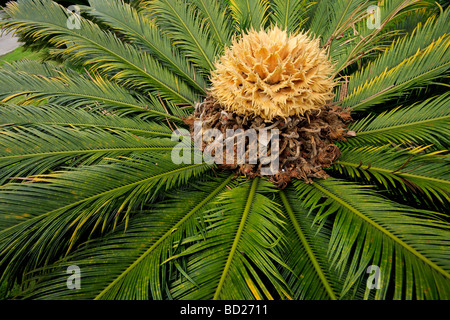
[{"left": 184, "top": 95, "right": 353, "bottom": 188}]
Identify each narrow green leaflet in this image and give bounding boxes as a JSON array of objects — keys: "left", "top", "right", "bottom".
[
  {"left": 346, "top": 93, "right": 450, "bottom": 147},
  {"left": 0, "top": 153, "right": 212, "bottom": 286},
  {"left": 14, "top": 175, "right": 233, "bottom": 300},
  {"left": 294, "top": 178, "right": 450, "bottom": 299}
]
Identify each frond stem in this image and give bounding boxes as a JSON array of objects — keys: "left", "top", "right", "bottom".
[
  {"left": 312, "top": 181, "right": 450, "bottom": 280},
  {"left": 213, "top": 176, "right": 259, "bottom": 299},
  {"left": 94, "top": 173, "right": 233, "bottom": 299},
  {"left": 279, "top": 190, "right": 337, "bottom": 300}
]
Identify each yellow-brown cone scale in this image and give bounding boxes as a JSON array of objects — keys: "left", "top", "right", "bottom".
[{"left": 210, "top": 27, "right": 335, "bottom": 121}]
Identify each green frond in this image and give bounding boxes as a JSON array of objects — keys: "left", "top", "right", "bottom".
[
  {"left": 269, "top": 0, "right": 312, "bottom": 33},
  {"left": 5, "top": 175, "right": 233, "bottom": 299},
  {"left": 347, "top": 93, "right": 450, "bottom": 147},
  {"left": 308, "top": 0, "right": 366, "bottom": 44},
  {"left": 169, "top": 178, "right": 291, "bottom": 300},
  {"left": 0, "top": 124, "right": 178, "bottom": 185},
  {"left": 334, "top": 145, "right": 450, "bottom": 204},
  {"left": 340, "top": 8, "right": 450, "bottom": 110},
  {"left": 0, "top": 152, "right": 212, "bottom": 286},
  {"left": 0, "top": 103, "right": 173, "bottom": 137},
  {"left": 383, "top": 5, "right": 439, "bottom": 36},
  {"left": 85, "top": 0, "right": 207, "bottom": 94},
  {"left": 0, "top": 66, "right": 186, "bottom": 120},
  {"left": 294, "top": 178, "right": 450, "bottom": 299},
  {"left": 279, "top": 189, "right": 340, "bottom": 300},
  {"left": 144, "top": 0, "right": 219, "bottom": 73},
  {"left": 227, "top": 0, "right": 269, "bottom": 32},
  {"left": 1, "top": 0, "right": 201, "bottom": 105},
  {"left": 330, "top": 0, "right": 434, "bottom": 74},
  {"left": 190, "top": 0, "right": 234, "bottom": 48},
  {"left": 1, "top": 59, "right": 82, "bottom": 78}
]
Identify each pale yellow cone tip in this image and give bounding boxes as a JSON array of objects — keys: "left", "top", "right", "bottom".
[{"left": 210, "top": 27, "right": 335, "bottom": 120}]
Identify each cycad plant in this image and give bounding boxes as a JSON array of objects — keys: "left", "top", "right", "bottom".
[{"left": 0, "top": 0, "right": 449, "bottom": 300}]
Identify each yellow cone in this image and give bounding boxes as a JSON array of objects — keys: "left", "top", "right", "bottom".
[{"left": 210, "top": 27, "right": 335, "bottom": 121}]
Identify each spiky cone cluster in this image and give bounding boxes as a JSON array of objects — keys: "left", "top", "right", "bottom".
[
  {"left": 210, "top": 27, "right": 335, "bottom": 120},
  {"left": 186, "top": 27, "right": 352, "bottom": 187}
]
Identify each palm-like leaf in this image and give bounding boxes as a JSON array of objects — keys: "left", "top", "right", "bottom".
[
  {"left": 278, "top": 189, "right": 341, "bottom": 300},
  {"left": 0, "top": 103, "right": 174, "bottom": 137},
  {"left": 0, "top": 0, "right": 448, "bottom": 300},
  {"left": 145, "top": 0, "right": 221, "bottom": 73},
  {"left": 1, "top": 0, "right": 202, "bottom": 104},
  {"left": 227, "top": 0, "right": 268, "bottom": 32},
  {"left": 270, "top": 0, "right": 312, "bottom": 33},
  {"left": 84, "top": 0, "right": 207, "bottom": 93},
  {"left": 0, "top": 65, "right": 186, "bottom": 120},
  {"left": 347, "top": 93, "right": 450, "bottom": 148},
  {"left": 16, "top": 175, "right": 233, "bottom": 299},
  {"left": 294, "top": 179, "right": 450, "bottom": 299},
  {"left": 0, "top": 124, "right": 176, "bottom": 184},
  {"left": 334, "top": 145, "right": 450, "bottom": 204},
  {"left": 339, "top": 8, "right": 450, "bottom": 110}
]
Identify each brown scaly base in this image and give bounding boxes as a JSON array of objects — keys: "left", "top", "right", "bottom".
[{"left": 184, "top": 94, "right": 353, "bottom": 188}]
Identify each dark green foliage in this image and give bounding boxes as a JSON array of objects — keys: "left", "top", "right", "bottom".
[{"left": 0, "top": 0, "right": 448, "bottom": 300}]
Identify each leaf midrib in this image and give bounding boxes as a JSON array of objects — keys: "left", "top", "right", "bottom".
[
  {"left": 283, "top": 0, "right": 290, "bottom": 29},
  {"left": 3, "top": 89, "right": 181, "bottom": 121},
  {"left": 11, "top": 18, "right": 194, "bottom": 105},
  {"left": 161, "top": 0, "right": 215, "bottom": 71},
  {"left": 94, "top": 174, "right": 233, "bottom": 300},
  {"left": 87, "top": 6, "right": 206, "bottom": 93},
  {"left": 313, "top": 181, "right": 450, "bottom": 280},
  {"left": 354, "top": 115, "right": 450, "bottom": 136},
  {"left": 0, "top": 146, "right": 176, "bottom": 161},
  {"left": 336, "top": 160, "right": 450, "bottom": 185},
  {"left": 213, "top": 177, "right": 259, "bottom": 300},
  {"left": 279, "top": 190, "right": 337, "bottom": 300}
]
